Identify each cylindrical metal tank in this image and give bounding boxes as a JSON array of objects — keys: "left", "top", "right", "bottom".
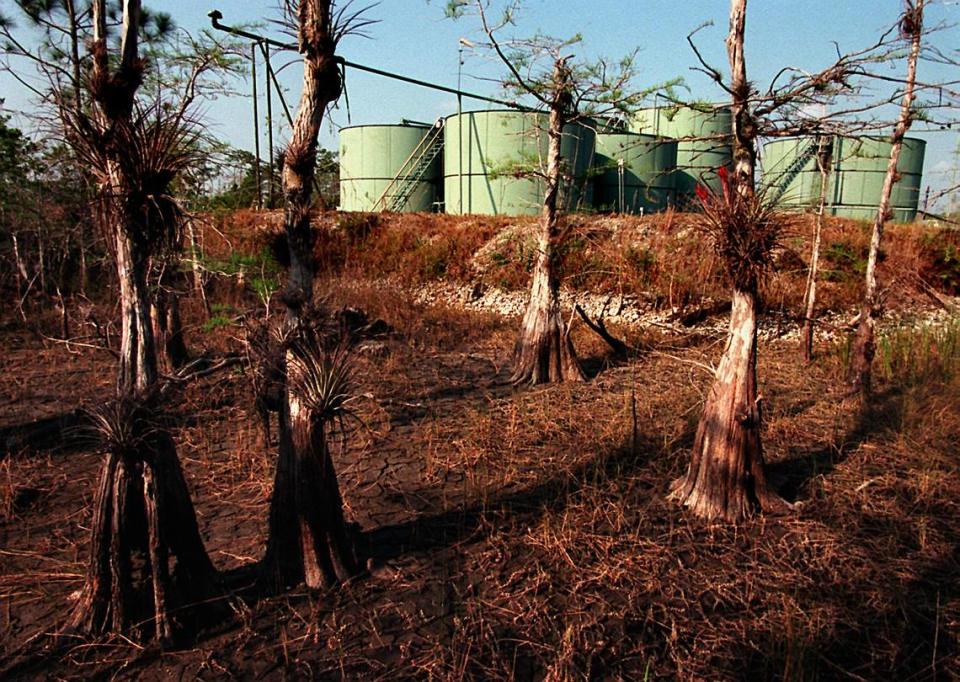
[
  {"left": 632, "top": 105, "right": 732, "bottom": 199},
  {"left": 593, "top": 132, "right": 678, "bottom": 213},
  {"left": 338, "top": 124, "right": 439, "bottom": 212},
  {"left": 443, "top": 109, "right": 596, "bottom": 216},
  {"left": 760, "top": 136, "right": 926, "bottom": 223}
]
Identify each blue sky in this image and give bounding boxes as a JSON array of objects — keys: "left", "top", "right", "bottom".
[{"left": 3, "top": 1, "right": 959, "bottom": 204}]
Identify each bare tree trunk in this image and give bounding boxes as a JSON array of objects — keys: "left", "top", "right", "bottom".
[
  {"left": 726, "top": 0, "right": 756, "bottom": 196},
  {"left": 670, "top": 289, "right": 786, "bottom": 520},
  {"left": 185, "top": 218, "right": 209, "bottom": 316},
  {"left": 11, "top": 231, "right": 28, "bottom": 294},
  {"left": 670, "top": 0, "right": 787, "bottom": 521},
  {"left": 116, "top": 229, "right": 157, "bottom": 395},
  {"left": 847, "top": 0, "right": 923, "bottom": 395},
  {"left": 152, "top": 275, "right": 189, "bottom": 373},
  {"left": 66, "top": 0, "right": 224, "bottom": 644},
  {"left": 262, "top": 0, "right": 359, "bottom": 590},
  {"left": 67, "top": 424, "right": 225, "bottom": 643},
  {"left": 801, "top": 137, "right": 832, "bottom": 361},
  {"left": 263, "top": 353, "right": 358, "bottom": 590},
  {"left": 88, "top": 0, "right": 157, "bottom": 397},
  {"left": 65, "top": 0, "right": 82, "bottom": 116},
  {"left": 37, "top": 221, "right": 46, "bottom": 294},
  {"left": 77, "top": 222, "right": 88, "bottom": 298},
  {"left": 511, "top": 62, "right": 584, "bottom": 386}
]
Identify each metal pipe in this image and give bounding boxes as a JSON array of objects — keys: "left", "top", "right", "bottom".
[
  {"left": 457, "top": 44, "right": 463, "bottom": 215},
  {"left": 208, "top": 10, "right": 524, "bottom": 110},
  {"left": 264, "top": 41, "right": 275, "bottom": 209},
  {"left": 258, "top": 42, "right": 295, "bottom": 127},
  {"left": 251, "top": 42, "right": 262, "bottom": 209},
  {"left": 341, "top": 57, "right": 522, "bottom": 109}
]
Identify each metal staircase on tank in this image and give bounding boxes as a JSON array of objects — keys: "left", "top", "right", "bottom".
[
  {"left": 765, "top": 135, "right": 830, "bottom": 207},
  {"left": 373, "top": 121, "right": 445, "bottom": 212}
]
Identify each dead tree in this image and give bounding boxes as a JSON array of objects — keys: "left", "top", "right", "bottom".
[
  {"left": 847, "top": 0, "right": 925, "bottom": 395},
  {"left": 800, "top": 137, "right": 833, "bottom": 361},
  {"left": 510, "top": 56, "right": 585, "bottom": 385},
  {"left": 668, "top": 0, "right": 791, "bottom": 521},
  {"left": 449, "top": 0, "right": 657, "bottom": 385},
  {"left": 667, "top": 0, "right": 910, "bottom": 521},
  {"left": 261, "top": 0, "right": 373, "bottom": 591},
  {"left": 63, "top": 0, "right": 224, "bottom": 642},
  {"left": 152, "top": 270, "right": 190, "bottom": 373}
]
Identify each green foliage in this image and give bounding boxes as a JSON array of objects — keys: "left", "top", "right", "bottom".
[
  {"left": 193, "top": 145, "right": 339, "bottom": 212},
  {"left": 822, "top": 241, "right": 867, "bottom": 281},
  {"left": 918, "top": 231, "right": 960, "bottom": 295},
  {"left": 201, "top": 248, "right": 280, "bottom": 278},
  {"left": 200, "top": 248, "right": 282, "bottom": 303},
  {"left": 876, "top": 319, "right": 960, "bottom": 386},
  {"left": 0, "top": 113, "right": 38, "bottom": 193},
  {"left": 625, "top": 245, "right": 657, "bottom": 281},
  {"left": 251, "top": 276, "right": 279, "bottom": 302},
  {"left": 202, "top": 314, "right": 236, "bottom": 332}
]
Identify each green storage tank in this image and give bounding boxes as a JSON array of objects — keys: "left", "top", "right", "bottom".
[
  {"left": 593, "top": 132, "right": 678, "bottom": 213},
  {"left": 632, "top": 104, "right": 732, "bottom": 200},
  {"left": 339, "top": 123, "right": 439, "bottom": 212},
  {"left": 443, "top": 109, "right": 596, "bottom": 216},
  {"left": 761, "top": 136, "right": 926, "bottom": 223}
]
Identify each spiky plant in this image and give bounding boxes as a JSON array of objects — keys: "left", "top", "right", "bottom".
[
  {"left": 65, "top": 101, "right": 201, "bottom": 256},
  {"left": 288, "top": 332, "right": 359, "bottom": 433},
  {"left": 693, "top": 166, "right": 789, "bottom": 293},
  {"left": 69, "top": 396, "right": 226, "bottom": 642},
  {"left": 260, "top": 320, "right": 363, "bottom": 591},
  {"left": 670, "top": 168, "right": 794, "bottom": 521},
  {"left": 86, "top": 396, "right": 160, "bottom": 457}
]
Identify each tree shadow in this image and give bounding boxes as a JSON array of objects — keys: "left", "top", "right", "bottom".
[
  {"left": 579, "top": 350, "right": 629, "bottom": 380},
  {"left": 359, "top": 430, "right": 666, "bottom": 566},
  {"left": 743, "top": 517, "right": 958, "bottom": 679},
  {"left": 766, "top": 384, "right": 909, "bottom": 503},
  {"left": 0, "top": 409, "right": 89, "bottom": 458}
]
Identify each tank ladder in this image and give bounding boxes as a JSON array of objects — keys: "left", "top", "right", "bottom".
[
  {"left": 766, "top": 135, "right": 830, "bottom": 207},
  {"left": 373, "top": 122, "right": 444, "bottom": 212}
]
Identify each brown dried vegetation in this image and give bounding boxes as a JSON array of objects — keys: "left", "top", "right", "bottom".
[
  {"left": 205, "top": 210, "right": 960, "bottom": 318},
  {"left": 0, "top": 239, "right": 958, "bottom": 677}
]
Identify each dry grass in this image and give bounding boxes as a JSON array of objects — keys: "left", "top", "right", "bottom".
[
  {"left": 1, "top": 219, "right": 958, "bottom": 678},
  {"left": 203, "top": 210, "right": 960, "bottom": 322}
]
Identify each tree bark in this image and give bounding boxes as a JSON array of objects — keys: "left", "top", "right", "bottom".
[
  {"left": 66, "top": 0, "right": 224, "bottom": 644},
  {"left": 262, "top": 0, "right": 359, "bottom": 590},
  {"left": 669, "top": 289, "right": 787, "bottom": 520},
  {"left": 511, "top": 61, "right": 584, "bottom": 386},
  {"left": 89, "top": 0, "right": 158, "bottom": 397},
  {"left": 670, "top": 0, "right": 787, "bottom": 521},
  {"left": 262, "top": 352, "right": 358, "bottom": 590},
  {"left": 279, "top": 3, "right": 342, "bottom": 315},
  {"left": 116, "top": 229, "right": 157, "bottom": 395},
  {"left": 726, "top": 0, "right": 756, "bottom": 197},
  {"left": 847, "top": 0, "right": 923, "bottom": 395},
  {"left": 67, "top": 426, "right": 224, "bottom": 643},
  {"left": 801, "top": 137, "right": 832, "bottom": 361},
  {"left": 152, "top": 276, "right": 189, "bottom": 373}
]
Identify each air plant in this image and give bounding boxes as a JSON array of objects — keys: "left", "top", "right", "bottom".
[
  {"left": 693, "top": 166, "right": 792, "bottom": 292},
  {"left": 62, "top": 100, "right": 203, "bottom": 256},
  {"left": 288, "top": 331, "right": 359, "bottom": 433},
  {"left": 86, "top": 397, "right": 161, "bottom": 457}
]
